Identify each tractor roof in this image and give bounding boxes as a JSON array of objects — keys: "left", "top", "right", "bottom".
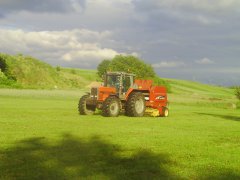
[{"left": 106, "top": 71, "right": 135, "bottom": 76}]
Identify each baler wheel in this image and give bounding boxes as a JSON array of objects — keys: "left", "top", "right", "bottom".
[
  {"left": 161, "top": 107, "right": 169, "bottom": 117},
  {"left": 126, "top": 92, "right": 146, "bottom": 117},
  {"left": 78, "top": 95, "right": 95, "bottom": 115},
  {"left": 102, "top": 96, "right": 120, "bottom": 117}
]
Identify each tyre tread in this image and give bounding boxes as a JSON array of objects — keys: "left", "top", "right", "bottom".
[
  {"left": 102, "top": 96, "right": 120, "bottom": 117},
  {"left": 126, "top": 92, "right": 146, "bottom": 117}
]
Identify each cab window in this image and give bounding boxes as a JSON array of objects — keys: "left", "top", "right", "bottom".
[
  {"left": 106, "top": 75, "right": 120, "bottom": 89},
  {"left": 123, "top": 76, "right": 131, "bottom": 92}
]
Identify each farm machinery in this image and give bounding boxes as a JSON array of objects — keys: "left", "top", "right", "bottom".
[{"left": 78, "top": 72, "right": 169, "bottom": 117}]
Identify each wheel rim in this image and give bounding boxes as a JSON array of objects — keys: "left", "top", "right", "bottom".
[
  {"left": 85, "top": 104, "right": 94, "bottom": 114},
  {"left": 165, "top": 109, "right": 169, "bottom": 116},
  {"left": 135, "top": 98, "right": 144, "bottom": 114},
  {"left": 110, "top": 102, "right": 118, "bottom": 115}
]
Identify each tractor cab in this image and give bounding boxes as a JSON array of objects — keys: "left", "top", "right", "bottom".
[{"left": 104, "top": 72, "right": 135, "bottom": 95}]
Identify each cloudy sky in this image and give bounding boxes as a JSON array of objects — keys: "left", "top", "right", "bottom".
[{"left": 0, "top": 0, "right": 240, "bottom": 86}]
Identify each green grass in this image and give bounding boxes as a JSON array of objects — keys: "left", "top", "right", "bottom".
[{"left": 0, "top": 82, "right": 240, "bottom": 179}]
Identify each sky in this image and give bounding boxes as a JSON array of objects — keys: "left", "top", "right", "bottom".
[{"left": 0, "top": 0, "right": 240, "bottom": 86}]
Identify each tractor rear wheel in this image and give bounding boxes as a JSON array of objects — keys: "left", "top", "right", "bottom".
[
  {"left": 78, "top": 95, "right": 95, "bottom": 115},
  {"left": 126, "top": 92, "right": 146, "bottom": 117},
  {"left": 161, "top": 107, "right": 169, "bottom": 117},
  {"left": 102, "top": 96, "right": 120, "bottom": 117}
]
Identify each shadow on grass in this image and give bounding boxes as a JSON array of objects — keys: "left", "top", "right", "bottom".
[
  {"left": 0, "top": 134, "right": 179, "bottom": 179},
  {"left": 196, "top": 113, "right": 240, "bottom": 122},
  {"left": 200, "top": 170, "right": 240, "bottom": 180}
]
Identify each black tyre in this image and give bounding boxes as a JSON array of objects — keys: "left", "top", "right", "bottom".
[
  {"left": 102, "top": 96, "right": 120, "bottom": 117},
  {"left": 126, "top": 92, "right": 146, "bottom": 117},
  {"left": 161, "top": 107, "right": 169, "bottom": 117},
  {"left": 78, "top": 95, "right": 95, "bottom": 115}
]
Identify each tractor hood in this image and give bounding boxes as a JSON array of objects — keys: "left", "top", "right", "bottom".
[{"left": 96, "top": 86, "right": 116, "bottom": 102}]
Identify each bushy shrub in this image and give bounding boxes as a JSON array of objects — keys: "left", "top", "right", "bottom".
[
  {"left": 0, "top": 56, "right": 7, "bottom": 72},
  {"left": 0, "top": 69, "right": 6, "bottom": 79},
  {"left": 235, "top": 87, "right": 240, "bottom": 100},
  {"left": 56, "top": 66, "right": 61, "bottom": 71},
  {"left": 0, "top": 69, "right": 21, "bottom": 88}
]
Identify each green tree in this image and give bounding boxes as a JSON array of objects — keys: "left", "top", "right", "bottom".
[
  {"left": 108, "top": 55, "right": 155, "bottom": 79},
  {"left": 0, "top": 69, "right": 6, "bottom": 79},
  {"left": 97, "top": 55, "right": 171, "bottom": 92},
  {"left": 0, "top": 56, "right": 7, "bottom": 72},
  {"left": 97, "top": 59, "right": 111, "bottom": 77}
]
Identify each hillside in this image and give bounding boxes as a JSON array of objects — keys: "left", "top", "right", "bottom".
[
  {"left": 0, "top": 53, "right": 171, "bottom": 90},
  {"left": 165, "top": 78, "right": 237, "bottom": 109},
  {"left": 0, "top": 53, "right": 237, "bottom": 108},
  {"left": 0, "top": 53, "right": 98, "bottom": 89}
]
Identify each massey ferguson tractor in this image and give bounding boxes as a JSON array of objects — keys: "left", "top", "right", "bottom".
[{"left": 78, "top": 72, "right": 169, "bottom": 117}]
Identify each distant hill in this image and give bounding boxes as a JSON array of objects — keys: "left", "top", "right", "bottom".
[
  {"left": 0, "top": 53, "right": 98, "bottom": 89},
  {"left": 0, "top": 53, "right": 236, "bottom": 104}
]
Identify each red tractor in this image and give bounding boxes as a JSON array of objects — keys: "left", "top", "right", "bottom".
[{"left": 78, "top": 72, "right": 169, "bottom": 117}]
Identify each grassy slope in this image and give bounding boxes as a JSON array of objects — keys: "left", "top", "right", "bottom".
[
  {"left": 1, "top": 54, "right": 171, "bottom": 91},
  {"left": 166, "top": 78, "right": 236, "bottom": 108},
  {"left": 0, "top": 53, "right": 98, "bottom": 89},
  {"left": 0, "top": 77, "right": 240, "bottom": 179}
]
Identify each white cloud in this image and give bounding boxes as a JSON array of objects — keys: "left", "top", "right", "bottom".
[
  {"left": 152, "top": 61, "right": 185, "bottom": 68},
  {"left": 195, "top": 58, "right": 214, "bottom": 64},
  {"left": 62, "top": 48, "right": 118, "bottom": 62},
  {"left": 150, "top": 0, "right": 240, "bottom": 12},
  {"left": 0, "top": 28, "right": 123, "bottom": 67}
]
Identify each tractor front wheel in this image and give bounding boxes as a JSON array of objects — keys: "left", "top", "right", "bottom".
[
  {"left": 78, "top": 95, "right": 95, "bottom": 115},
  {"left": 126, "top": 92, "right": 146, "bottom": 117},
  {"left": 102, "top": 96, "right": 120, "bottom": 117}
]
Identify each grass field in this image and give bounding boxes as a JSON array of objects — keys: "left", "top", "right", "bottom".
[{"left": 0, "top": 81, "right": 240, "bottom": 179}]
